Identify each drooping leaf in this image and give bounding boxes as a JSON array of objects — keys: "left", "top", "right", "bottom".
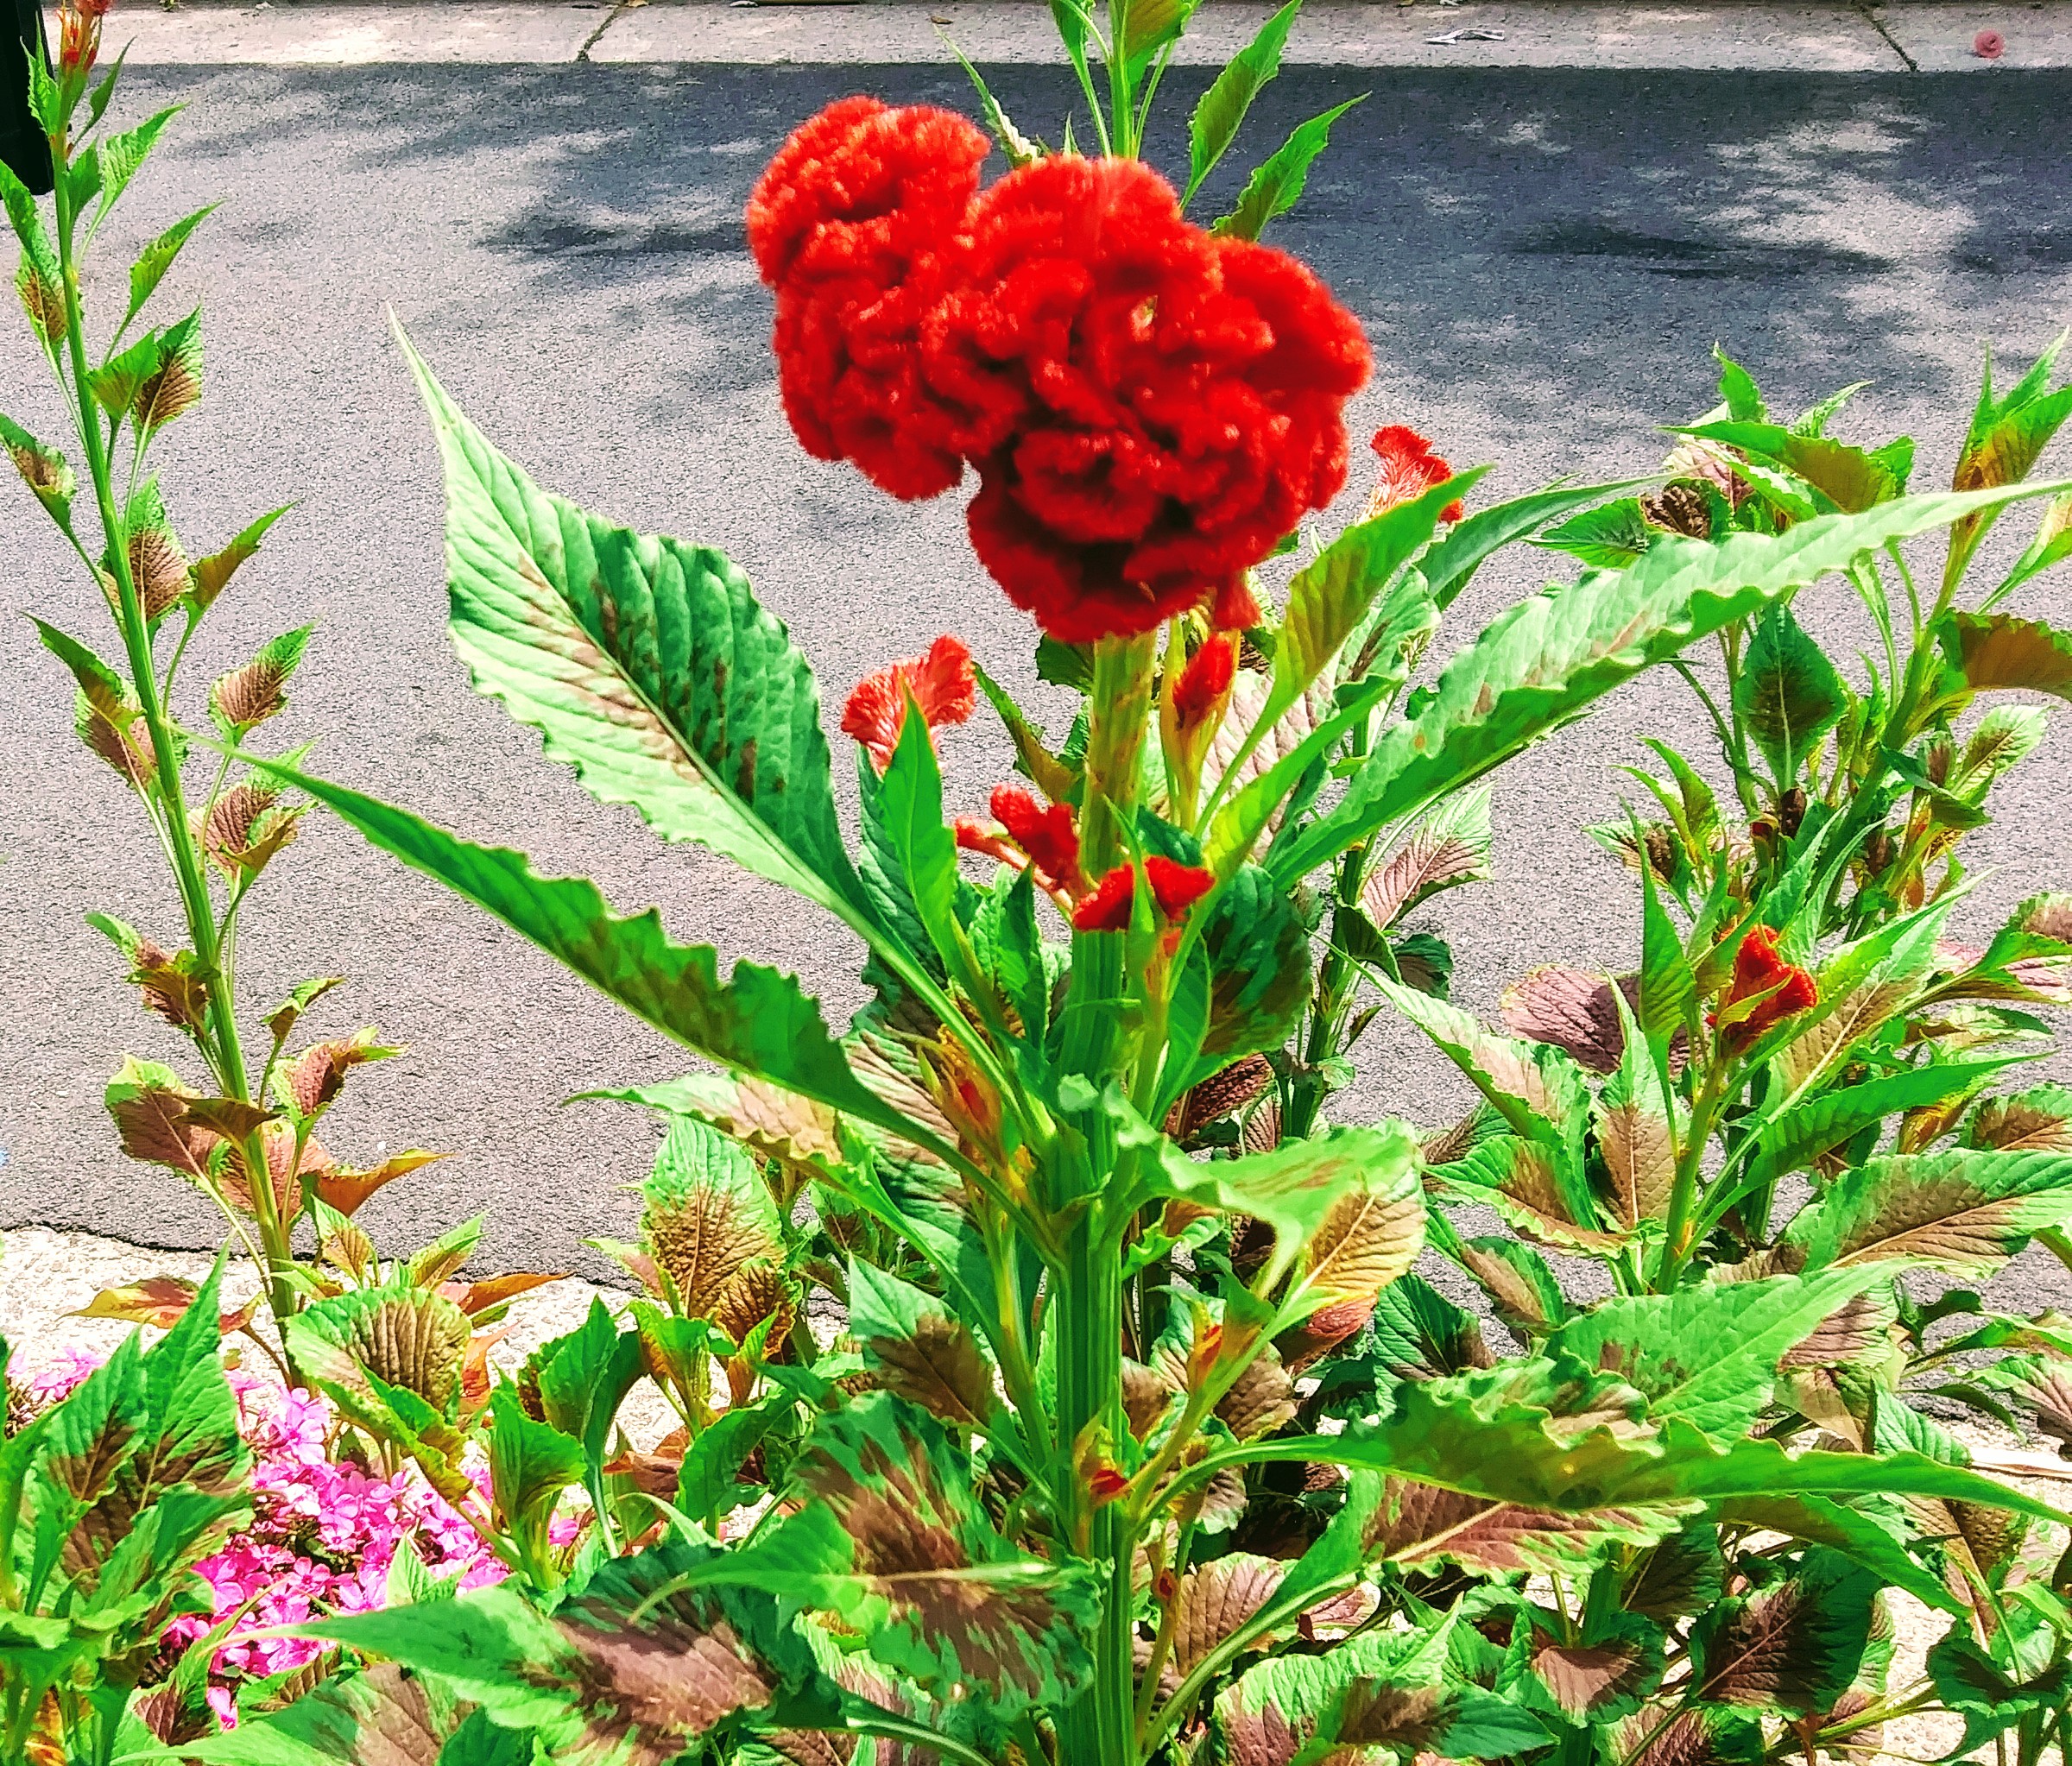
[
  {"left": 1360, "top": 785, "right": 1493, "bottom": 930},
  {"left": 1211, "top": 98, "right": 1364, "bottom": 242},
  {"left": 1740, "top": 1058, "right": 2012, "bottom": 1195},
  {"left": 1, "top": 411, "right": 75, "bottom": 529},
  {"left": 125, "top": 205, "right": 215, "bottom": 329},
  {"left": 1272, "top": 485, "right": 2067, "bottom": 884},
  {"left": 186, "top": 1662, "right": 459, "bottom": 1765},
  {"left": 231, "top": 766, "right": 940, "bottom": 1148},
  {"left": 188, "top": 506, "right": 290, "bottom": 612},
  {"left": 1784, "top": 1147, "right": 2072, "bottom": 1275},
  {"left": 287, "top": 1283, "right": 471, "bottom": 1416},
  {"left": 1934, "top": 611, "right": 2072, "bottom": 704},
  {"left": 1968, "top": 1085, "right": 2072, "bottom": 1151}
]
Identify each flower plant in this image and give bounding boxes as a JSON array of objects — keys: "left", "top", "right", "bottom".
[
  {"left": 0, "top": 0, "right": 555, "bottom": 1377},
  {"left": 10, "top": 1, "right": 2072, "bottom": 1762},
  {"left": 169, "top": 11, "right": 2072, "bottom": 1766}
]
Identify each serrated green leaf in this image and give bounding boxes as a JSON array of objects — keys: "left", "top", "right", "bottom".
[
  {"left": 1533, "top": 497, "right": 1656, "bottom": 568},
  {"left": 676, "top": 1397, "right": 782, "bottom": 1523},
  {"left": 1739, "top": 1057, "right": 2013, "bottom": 1196},
  {"left": 850, "top": 1259, "right": 995, "bottom": 1426},
  {"left": 186, "top": 1662, "right": 461, "bottom": 1764},
  {"left": 33, "top": 617, "right": 131, "bottom": 725},
  {"left": 0, "top": 410, "right": 76, "bottom": 528},
  {"left": 1680, "top": 421, "right": 1900, "bottom": 514},
  {"left": 1212, "top": 97, "right": 1362, "bottom": 241},
  {"left": 396, "top": 331, "right": 873, "bottom": 944},
  {"left": 286, "top": 1280, "right": 471, "bottom": 1417},
  {"left": 1715, "top": 345, "right": 1766, "bottom": 422},
  {"left": 487, "top": 1393, "right": 584, "bottom": 1536},
  {"left": 1934, "top": 610, "right": 2072, "bottom": 704},
  {"left": 1784, "top": 1147, "right": 2072, "bottom": 1275},
  {"left": 232, "top": 762, "right": 942, "bottom": 1146},
  {"left": 125, "top": 204, "right": 215, "bottom": 328},
  {"left": 641, "top": 1114, "right": 781, "bottom": 1319},
  {"left": 1270, "top": 484, "right": 2069, "bottom": 886},
  {"left": 1546, "top": 1271, "right": 1894, "bottom": 1443},
  {"left": 1184, "top": 0, "right": 1300, "bottom": 204},
  {"left": 1419, "top": 478, "right": 1649, "bottom": 612},
  {"left": 1734, "top": 601, "right": 1847, "bottom": 782},
  {"left": 1692, "top": 1549, "right": 1875, "bottom": 1715},
  {"left": 209, "top": 624, "right": 312, "bottom": 735},
  {"left": 188, "top": 505, "right": 290, "bottom": 612}
]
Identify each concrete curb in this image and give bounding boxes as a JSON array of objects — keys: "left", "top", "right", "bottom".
[{"left": 94, "top": 0, "right": 2072, "bottom": 72}]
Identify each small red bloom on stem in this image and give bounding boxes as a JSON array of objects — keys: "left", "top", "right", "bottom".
[
  {"left": 1070, "top": 856, "right": 1216, "bottom": 932},
  {"left": 1085, "top": 1460, "right": 1129, "bottom": 1504},
  {"left": 1172, "top": 634, "right": 1236, "bottom": 732},
  {"left": 990, "top": 785, "right": 1084, "bottom": 896},
  {"left": 1713, "top": 924, "right": 1817, "bottom": 1052},
  {"left": 1368, "top": 426, "right": 1465, "bottom": 525},
  {"left": 840, "top": 635, "right": 976, "bottom": 771},
  {"left": 57, "top": 0, "right": 112, "bottom": 73}
]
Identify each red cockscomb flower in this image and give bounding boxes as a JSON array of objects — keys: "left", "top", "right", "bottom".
[
  {"left": 841, "top": 635, "right": 976, "bottom": 771},
  {"left": 1368, "top": 426, "right": 1464, "bottom": 525},
  {"left": 1714, "top": 924, "right": 1817, "bottom": 1052},
  {"left": 57, "top": 0, "right": 112, "bottom": 72},
  {"left": 1172, "top": 633, "right": 1236, "bottom": 730},
  {"left": 1070, "top": 855, "right": 1216, "bottom": 932},
  {"left": 990, "top": 785, "right": 1083, "bottom": 895},
  {"left": 748, "top": 98, "right": 990, "bottom": 500},
  {"left": 949, "top": 157, "right": 1369, "bottom": 642}
]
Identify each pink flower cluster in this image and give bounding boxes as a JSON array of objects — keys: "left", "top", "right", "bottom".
[{"left": 24, "top": 1349, "right": 507, "bottom": 1702}]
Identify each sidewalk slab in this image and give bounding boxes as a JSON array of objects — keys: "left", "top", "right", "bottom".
[
  {"left": 591, "top": 1, "right": 1897, "bottom": 69},
  {"left": 115, "top": 0, "right": 603, "bottom": 63},
  {"left": 1873, "top": 2, "right": 2072, "bottom": 67}
]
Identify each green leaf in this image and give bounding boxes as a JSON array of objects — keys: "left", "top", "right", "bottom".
[
  {"left": 532, "top": 1297, "right": 644, "bottom": 1472},
  {"left": 1118, "top": 0, "right": 1201, "bottom": 66},
  {"left": 487, "top": 1394, "right": 584, "bottom": 1534},
  {"left": 33, "top": 617, "right": 132, "bottom": 726},
  {"left": 1533, "top": 497, "right": 1657, "bottom": 569},
  {"left": 850, "top": 1259, "right": 995, "bottom": 1427},
  {"left": 1715, "top": 345, "right": 1766, "bottom": 422},
  {"left": 1114, "top": 1096, "right": 1422, "bottom": 1293},
  {"left": 1734, "top": 601, "right": 1847, "bottom": 783},
  {"left": 126, "top": 205, "right": 215, "bottom": 329},
  {"left": 187, "top": 1662, "right": 461, "bottom": 1764},
  {"left": 1738, "top": 1057, "right": 2014, "bottom": 1196},
  {"left": 1270, "top": 484, "right": 2069, "bottom": 885},
  {"left": 942, "top": 36, "right": 1044, "bottom": 167},
  {"left": 188, "top": 506, "right": 290, "bottom": 613},
  {"left": 1419, "top": 478, "right": 1649, "bottom": 612},
  {"left": 1691, "top": 1549, "right": 1875, "bottom": 1715},
  {"left": 396, "top": 331, "right": 867, "bottom": 936},
  {"left": 1184, "top": 0, "right": 1301, "bottom": 204},
  {"left": 88, "top": 325, "right": 164, "bottom": 419},
  {"left": 676, "top": 1397, "right": 782, "bottom": 1523},
  {"left": 641, "top": 1114, "right": 781, "bottom": 1318},
  {"left": 305, "top": 1542, "right": 827, "bottom": 1763},
  {"left": 286, "top": 1280, "right": 471, "bottom": 1417},
  {"left": 94, "top": 105, "right": 180, "bottom": 218},
  {"left": 750, "top": 1393, "right": 1097, "bottom": 1708},
  {"left": 1929, "top": 1631, "right": 2072, "bottom": 1753},
  {"left": 1993, "top": 490, "right": 2072, "bottom": 602},
  {"left": 1216, "top": 1624, "right": 1551, "bottom": 1766},
  {"left": 1783, "top": 1147, "right": 2072, "bottom": 1275},
  {"left": 1208, "top": 1358, "right": 2070, "bottom": 1523},
  {"left": 1272, "top": 474, "right": 1480, "bottom": 722},
  {"left": 2, "top": 157, "right": 63, "bottom": 353},
  {"left": 874, "top": 694, "right": 963, "bottom": 986},
  {"left": 1190, "top": 864, "right": 1311, "bottom": 1075},
  {"left": 1715, "top": 1494, "right": 1960, "bottom": 1616},
  {"left": 131, "top": 307, "right": 205, "bottom": 438},
  {"left": 1545, "top": 1271, "right": 1895, "bottom": 1444},
  {"left": 233, "top": 763, "right": 938, "bottom": 1146},
  {"left": 1678, "top": 421, "right": 1901, "bottom": 514},
  {"left": 1, "top": 411, "right": 76, "bottom": 529},
  {"left": 1211, "top": 97, "right": 1363, "bottom": 241},
  {"left": 1933, "top": 611, "right": 2072, "bottom": 704}
]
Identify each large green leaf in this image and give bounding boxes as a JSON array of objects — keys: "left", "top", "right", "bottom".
[
  {"left": 1690, "top": 1549, "right": 1875, "bottom": 1716},
  {"left": 1270, "top": 484, "right": 2069, "bottom": 884},
  {"left": 1737, "top": 1057, "right": 2014, "bottom": 1197},
  {"left": 733, "top": 1393, "right": 1098, "bottom": 1710},
  {"left": 1181, "top": 1357, "right": 2069, "bottom": 1523},
  {"left": 1215, "top": 1623, "right": 1551, "bottom": 1766},
  {"left": 849, "top": 1260, "right": 995, "bottom": 1427},
  {"left": 1734, "top": 601, "right": 1847, "bottom": 783},
  {"left": 1420, "top": 479, "right": 1647, "bottom": 613},
  {"left": 1184, "top": 0, "right": 1300, "bottom": 205},
  {"left": 306, "top": 1542, "right": 834, "bottom": 1766},
  {"left": 238, "top": 763, "right": 943, "bottom": 1148},
  {"left": 399, "top": 333, "right": 862, "bottom": 924},
  {"left": 1211, "top": 98, "right": 1363, "bottom": 241},
  {"left": 1783, "top": 1147, "right": 2072, "bottom": 1275},
  {"left": 1545, "top": 1271, "right": 1894, "bottom": 1444},
  {"left": 187, "top": 1662, "right": 463, "bottom": 1765}
]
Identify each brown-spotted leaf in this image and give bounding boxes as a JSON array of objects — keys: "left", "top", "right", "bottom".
[
  {"left": 1694, "top": 1552, "right": 1877, "bottom": 1715},
  {"left": 641, "top": 1115, "right": 783, "bottom": 1318},
  {"left": 121, "top": 479, "right": 189, "bottom": 621},
  {"left": 282, "top": 1029, "right": 401, "bottom": 1120},
  {"left": 1361, "top": 785, "right": 1494, "bottom": 930},
  {"left": 203, "top": 780, "right": 302, "bottom": 878},
  {"left": 1440, "top": 1135, "right": 1625, "bottom": 1256},
  {"left": 1937, "top": 612, "right": 2072, "bottom": 703},
  {"left": 1614, "top": 1706, "right": 1763, "bottom": 1766},
  {"left": 1169, "top": 1554, "right": 1287, "bottom": 1675},
  {"left": 1216, "top": 1340, "right": 1298, "bottom": 1441},
  {"left": 1361, "top": 1478, "right": 1683, "bottom": 1576},
  {"left": 1166, "top": 1052, "right": 1275, "bottom": 1142},
  {"left": 1786, "top": 1148, "right": 2072, "bottom": 1275},
  {"left": 104, "top": 1056, "right": 212, "bottom": 1183},
  {"left": 1531, "top": 1615, "right": 1665, "bottom": 1721},
  {"left": 293, "top": 1284, "right": 471, "bottom": 1413},
  {"left": 77, "top": 691, "right": 157, "bottom": 791},
  {"left": 209, "top": 625, "right": 313, "bottom": 735},
  {"left": 132, "top": 310, "right": 204, "bottom": 438},
  {"left": 1969, "top": 1086, "right": 2072, "bottom": 1152},
  {"left": 318, "top": 1149, "right": 450, "bottom": 1218},
  {"left": 1500, "top": 967, "right": 1628, "bottom": 1073}
]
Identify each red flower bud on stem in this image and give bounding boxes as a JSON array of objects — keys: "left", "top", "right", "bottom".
[
  {"left": 841, "top": 635, "right": 976, "bottom": 772},
  {"left": 1711, "top": 924, "right": 1817, "bottom": 1053}
]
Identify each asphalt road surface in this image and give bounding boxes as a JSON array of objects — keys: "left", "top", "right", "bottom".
[{"left": 4, "top": 61, "right": 2071, "bottom": 1296}]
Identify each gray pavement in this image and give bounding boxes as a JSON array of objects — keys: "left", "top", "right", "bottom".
[{"left": 3, "top": 55, "right": 2071, "bottom": 1305}]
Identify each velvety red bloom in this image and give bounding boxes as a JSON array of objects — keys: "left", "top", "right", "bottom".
[
  {"left": 1172, "top": 633, "right": 1236, "bottom": 730},
  {"left": 948, "top": 157, "right": 1369, "bottom": 642},
  {"left": 1071, "top": 866, "right": 1138, "bottom": 932},
  {"left": 1715, "top": 924, "right": 1817, "bottom": 1051},
  {"left": 1071, "top": 856, "right": 1216, "bottom": 931},
  {"left": 1368, "top": 426, "right": 1464, "bottom": 525},
  {"left": 841, "top": 635, "right": 976, "bottom": 770},
  {"left": 990, "top": 785, "right": 1083, "bottom": 894},
  {"left": 748, "top": 98, "right": 991, "bottom": 499},
  {"left": 1145, "top": 855, "right": 1214, "bottom": 918}
]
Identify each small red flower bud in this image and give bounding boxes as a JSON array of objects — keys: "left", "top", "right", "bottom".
[
  {"left": 1368, "top": 425, "right": 1465, "bottom": 525},
  {"left": 990, "top": 785, "right": 1084, "bottom": 895},
  {"left": 1172, "top": 634, "right": 1236, "bottom": 731},
  {"left": 841, "top": 635, "right": 976, "bottom": 772},
  {"left": 1145, "top": 855, "right": 1215, "bottom": 919},
  {"left": 1085, "top": 1462, "right": 1129, "bottom": 1504},
  {"left": 1071, "top": 866, "right": 1137, "bottom": 933}
]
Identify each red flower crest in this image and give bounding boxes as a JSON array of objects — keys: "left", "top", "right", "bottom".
[
  {"left": 1368, "top": 426, "right": 1464, "bottom": 526},
  {"left": 1172, "top": 633, "right": 1236, "bottom": 731},
  {"left": 990, "top": 785, "right": 1084, "bottom": 896},
  {"left": 840, "top": 635, "right": 976, "bottom": 771},
  {"left": 1070, "top": 855, "right": 1216, "bottom": 932},
  {"left": 1714, "top": 924, "right": 1817, "bottom": 1052},
  {"left": 749, "top": 116, "right": 1373, "bottom": 643}
]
